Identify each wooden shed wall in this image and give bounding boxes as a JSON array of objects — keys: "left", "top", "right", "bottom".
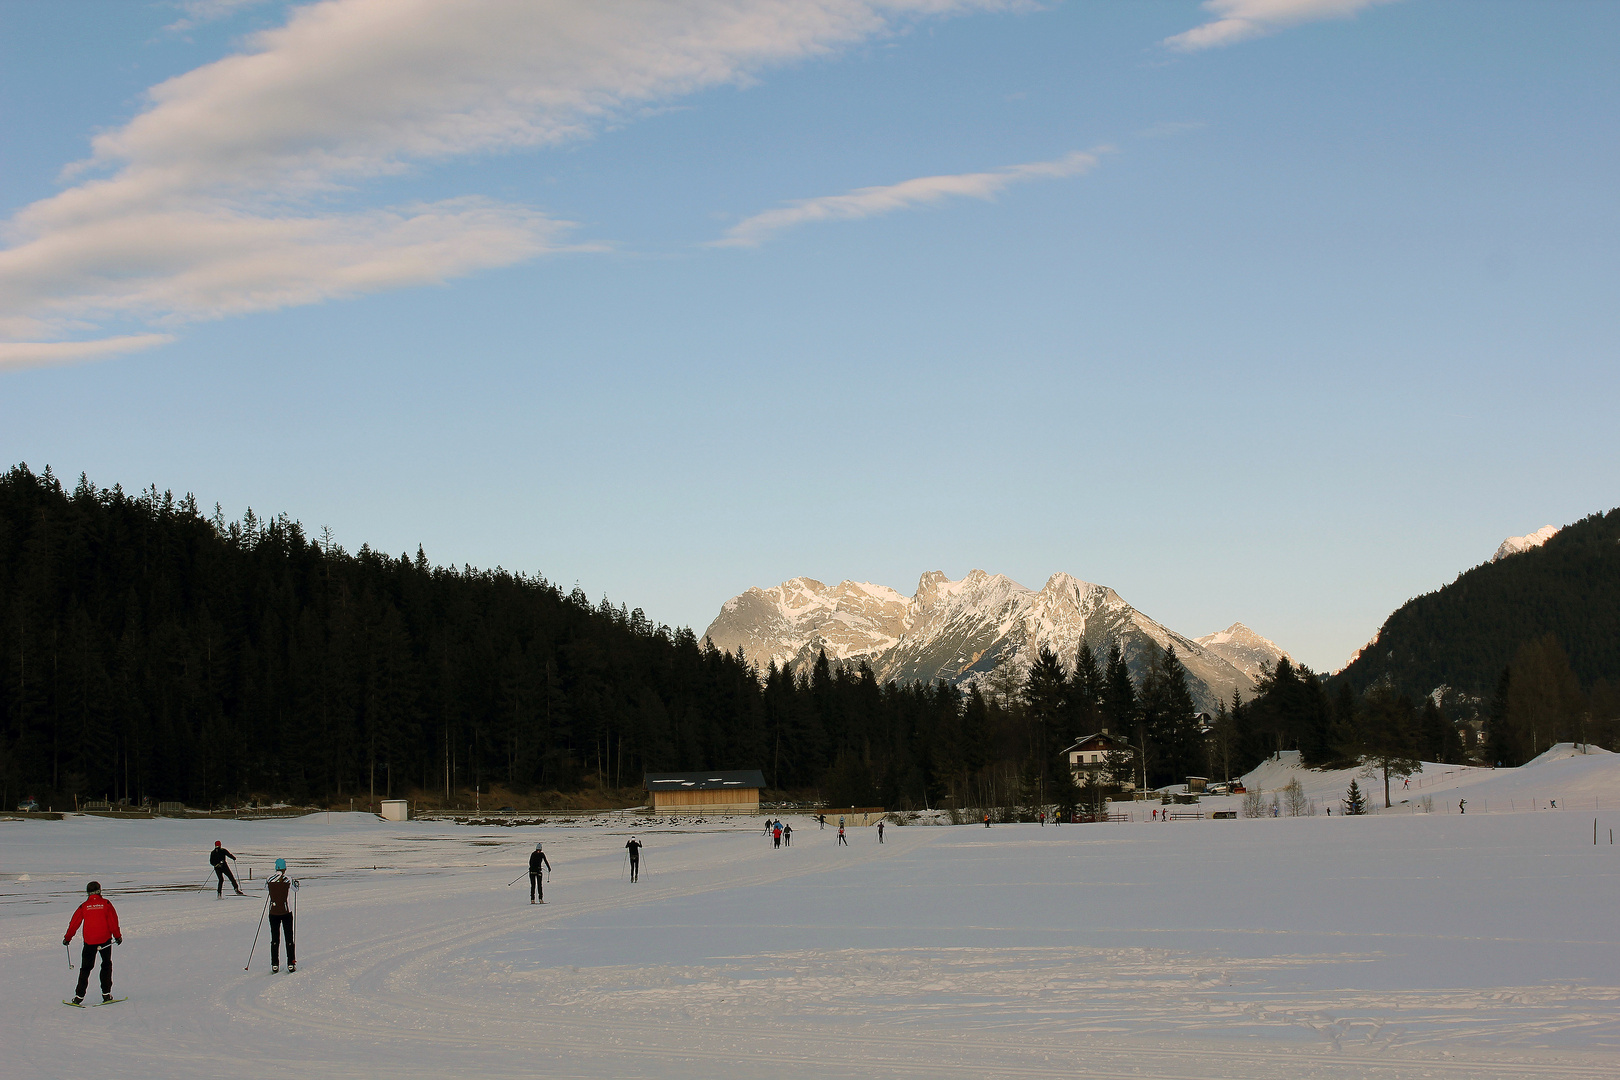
[{"left": 650, "top": 788, "right": 760, "bottom": 812}]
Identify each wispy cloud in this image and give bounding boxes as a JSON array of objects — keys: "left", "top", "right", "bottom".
[
  {"left": 1, "top": 0, "right": 1009, "bottom": 362},
  {"left": 164, "top": 0, "right": 280, "bottom": 34},
  {"left": 0, "top": 334, "right": 175, "bottom": 372},
  {"left": 712, "top": 149, "right": 1105, "bottom": 248},
  {"left": 1163, "top": 0, "right": 1400, "bottom": 53}
]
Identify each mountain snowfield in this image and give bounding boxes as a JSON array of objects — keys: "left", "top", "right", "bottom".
[
  {"left": 1493, "top": 525, "right": 1559, "bottom": 561},
  {"left": 704, "top": 570, "right": 1291, "bottom": 712}
]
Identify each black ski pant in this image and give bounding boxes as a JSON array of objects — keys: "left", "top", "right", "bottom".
[
  {"left": 530, "top": 871, "right": 544, "bottom": 902},
  {"left": 215, "top": 863, "right": 239, "bottom": 894},
  {"left": 270, "top": 913, "right": 295, "bottom": 965},
  {"left": 628, "top": 857, "right": 639, "bottom": 883},
  {"left": 76, "top": 942, "right": 112, "bottom": 998}
]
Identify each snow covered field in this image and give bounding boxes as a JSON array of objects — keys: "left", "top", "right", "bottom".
[{"left": 5, "top": 764, "right": 1620, "bottom": 1080}]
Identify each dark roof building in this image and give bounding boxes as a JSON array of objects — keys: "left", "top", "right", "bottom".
[
  {"left": 644, "top": 770, "right": 766, "bottom": 814},
  {"left": 1061, "top": 731, "right": 1136, "bottom": 792}
]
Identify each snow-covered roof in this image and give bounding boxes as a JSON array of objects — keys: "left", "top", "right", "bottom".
[
  {"left": 644, "top": 771, "right": 767, "bottom": 791},
  {"left": 1062, "top": 733, "right": 1130, "bottom": 754}
]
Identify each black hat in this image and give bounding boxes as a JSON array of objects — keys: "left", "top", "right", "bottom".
[{"left": 86, "top": 881, "right": 101, "bottom": 894}]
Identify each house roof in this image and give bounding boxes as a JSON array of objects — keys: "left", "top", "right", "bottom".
[
  {"left": 644, "top": 770, "right": 767, "bottom": 792},
  {"left": 1062, "top": 732, "right": 1131, "bottom": 754}
]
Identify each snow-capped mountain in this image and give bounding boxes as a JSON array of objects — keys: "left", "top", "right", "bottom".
[
  {"left": 1493, "top": 526, "right": 1558, "bottom": 562},
  {"left": 1193, "top": 623, "right": 1292, "bottom": 683},
  {"left": 703, "top": 570, "right": 1270, "bottom": 713}
]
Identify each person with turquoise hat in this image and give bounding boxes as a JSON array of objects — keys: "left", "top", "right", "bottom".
[{"left": 266, "top": 858, "right": 298, "bottom": 973}]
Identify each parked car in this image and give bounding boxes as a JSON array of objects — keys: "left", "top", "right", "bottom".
[{"left": 16, "top": 797, "right": 39, "bottom": 811}]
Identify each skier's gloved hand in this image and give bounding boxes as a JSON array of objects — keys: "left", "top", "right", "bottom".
[
  {"left": 292, "top": 879, "right": 300, "bottom": 889},
  {"left": 115, "top": 937, "right": 122, "bottom": 945},
  {"left": 63, "top": 938, "right": 70, "bottom": 946}
]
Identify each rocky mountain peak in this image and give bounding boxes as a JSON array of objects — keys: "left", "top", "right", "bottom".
[{"left": 704, "top": 570, "right": 1286, "bottom": 713}]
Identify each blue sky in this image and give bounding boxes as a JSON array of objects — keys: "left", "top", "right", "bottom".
[{"left": 2, "top": 0, "right": 1617, "bottom": 671}]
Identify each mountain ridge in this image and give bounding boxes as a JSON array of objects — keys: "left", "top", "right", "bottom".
[{"left": 704, "top": 570, "right": 1292, "bottom": 714}]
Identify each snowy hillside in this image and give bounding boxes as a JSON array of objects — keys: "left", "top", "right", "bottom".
[
  {"left": 1235, "top": 742, "right": 1620, "bottom": 814},
  {"left": 1493, "top": 524, "right": 1558, "bottom": 561},
  {"left": 704, "top": 570, "right": 1270, "bottom": 713}
]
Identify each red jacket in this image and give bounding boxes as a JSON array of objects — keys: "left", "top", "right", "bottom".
[{"left": 66, "top": 896, "right": 121, "bottom": 946}]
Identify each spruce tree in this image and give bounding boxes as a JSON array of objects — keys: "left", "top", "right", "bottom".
[{"left": 1343, "top": 779, "right": 1367, "bottom": 815}]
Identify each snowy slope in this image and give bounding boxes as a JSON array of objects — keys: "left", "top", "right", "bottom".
[
  {"left": 5, "top": 810, "right": 1620, "bottom": 1079},
  {"left": 1234, "top": 743, "right": 1620, "bottom": 814},
  {"left": 704, "top": 570, "right": 1265, "bottom": 713}
]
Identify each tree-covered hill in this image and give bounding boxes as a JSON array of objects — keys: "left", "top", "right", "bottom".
[
  {"left": 1336, "top": 509, "right": 1620, "bottom": 703},
  {"left": 0, "top": 465, "right": 1002, "bottom": 810}
]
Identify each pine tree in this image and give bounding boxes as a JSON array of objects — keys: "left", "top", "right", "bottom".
[{"left": 1343, "top": 779, "right": 1367, "bottom": 815}]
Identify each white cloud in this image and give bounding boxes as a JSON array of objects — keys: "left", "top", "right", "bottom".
[
  {"left": 0, "top": 335, "right": 176, "bottom": 372},
  {"left": 2, "top": 0, "right": 1007, "bottom": 360},
  {"left": 1163, "top": 0, "right": 1400, "bottom": 53},
  {"left": 713, "top": 149, "right": 1104, "bottom": 248}
]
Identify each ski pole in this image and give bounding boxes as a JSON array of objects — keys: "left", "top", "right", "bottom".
[
  {"left": 244, "top": 896, "right": 270, "bottom": 970},
  {"left": 67, "top": 942, "right": 74, "bottom": 969},
  {"left": 506, "top": 872, "right": 527, "bottom": 887}
]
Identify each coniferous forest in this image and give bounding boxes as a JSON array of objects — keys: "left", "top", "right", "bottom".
[{"left": 2, "top": 465, "right": 1614, "bottom": 813}]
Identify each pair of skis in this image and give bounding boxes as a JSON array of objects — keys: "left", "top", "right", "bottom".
[{"left": 63, "top": 997, "right": 126, "bottom": 1008}]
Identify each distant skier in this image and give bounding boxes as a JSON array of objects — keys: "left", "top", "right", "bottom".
[
  {"left": 876, "top": 820, "right": 884, "bottom": 843},
  {"left": 1038, "top": 811, "right": 1046, "bottom": 827},
  {"left": 528, "top": 843, "right": 552, "bottom": 903},
  {"left": 782, "top": 823, "right": 792, "bottom": 847},
  {"left": 267, "top": 858, "right": 297, "bottom": 973},
  {"left": 625, "top": 837, "right": 642, "bottom": 883},
  {"left": 64, "top": 881, "right": 121, "bottom": 1005},
  {"left": 210, "top": 841, "right": 243, "bottom": 897},
  {"left": 837, "top": 825, "right": 848, "bottom": 846},
  {"left": 773, "top": 823, "right": 782, "bottom": 849},
  {"left": 818, "top": 814, "right": 826, "bottom": 830},
  {"left": 983, "top": 813, "right": 991, "bottom": 828},
  {"left": 1458, "top": 799, "right": 1466, "bottom": 815}
]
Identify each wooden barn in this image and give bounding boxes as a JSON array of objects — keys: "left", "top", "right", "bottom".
[{"left": 645, "top": 770, "right": 767, "bottom": 815}]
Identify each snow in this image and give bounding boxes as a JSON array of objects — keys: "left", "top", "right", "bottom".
[
  {"left": 7, "top": 796, "right": 1620, "bottom": 1079},
  {"left": 1493, "top": 525, "right": 1558, "bottom": 561},
  {"left": 1233, "top": 743, "right": 1620, "bottom": 815}
]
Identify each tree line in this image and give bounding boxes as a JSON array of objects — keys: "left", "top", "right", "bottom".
[{"left": 3, "top": 465, "right": 1613, "bottom": 815}]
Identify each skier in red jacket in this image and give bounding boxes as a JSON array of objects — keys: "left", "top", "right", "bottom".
[{"left": 65, "top": 881, "right": 122, "bottom": 1005}]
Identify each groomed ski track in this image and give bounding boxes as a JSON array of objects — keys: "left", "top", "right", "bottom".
[{"left": 6, "top": 807, "right": 1620, "bottom": 1080}]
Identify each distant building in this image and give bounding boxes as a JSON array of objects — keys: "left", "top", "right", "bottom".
[
  {"left": 645, "top": 770, "right": 767, "bottom": 815},
  {"left": 1062, "top": 731, "right": 1135, "bottom": 792}
]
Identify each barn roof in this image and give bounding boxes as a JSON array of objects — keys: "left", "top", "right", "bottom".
[{"left": 644, "top": 770, "right": 767, "bottom": 791}]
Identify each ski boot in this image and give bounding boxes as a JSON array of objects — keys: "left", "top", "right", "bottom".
[
  {"left": 72, "top": 996, "right": 84, "bottom": 1006},
  {"left": 271, "top": 964, "right": 279, "bottom": 973},
  {"left": 288, "top": 963, "right": 296, "bottom": 973},
  {"left": 103, "top": 995, "right": 115, "bottom": 1004}
]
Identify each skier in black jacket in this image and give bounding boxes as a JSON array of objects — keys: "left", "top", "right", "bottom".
[
  {"left": 625, "top": 837, "right": 642, "bottom": 882},
  {"left": 209, "top": 841, "right": 243, "bottom": 897},
  {"left": 528, "top": 843, "right": 552, "bottom": 904}
]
